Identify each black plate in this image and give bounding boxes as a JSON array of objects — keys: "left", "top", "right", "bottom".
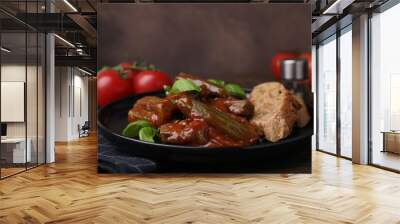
[{"left": 98, "top": 91, "right": 313, "bottom": 164}]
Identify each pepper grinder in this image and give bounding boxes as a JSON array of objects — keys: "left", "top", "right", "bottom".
[{"left": 280, "top": 59, "right": 312, "bottom": 108}]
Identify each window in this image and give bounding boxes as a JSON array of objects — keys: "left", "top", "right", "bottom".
[
  {"left": 316, "top": 25, "right": 353, "bottom": 159},
  {"left": 370, "top": 3, "right": 400, "bottom": 171},
  {"left": 317, "top": 35, "right": 337, "bottom": 154},
  {"left": 0, "top": 1, "right": 47, "bottom": 179},
  {"left": 339, "top": 27, "right": 352, "bottom": 158}
]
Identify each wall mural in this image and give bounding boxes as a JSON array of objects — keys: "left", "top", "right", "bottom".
[{"left": 97, "top": 3, "right": 313, "bottom": 173}]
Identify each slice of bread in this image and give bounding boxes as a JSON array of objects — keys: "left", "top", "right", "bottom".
[
  {"left": 294, "top": 95, "right": 311, "bottom": 128},
  {"left": 250, "top": 82, "right": 308, "bottom": 142}
]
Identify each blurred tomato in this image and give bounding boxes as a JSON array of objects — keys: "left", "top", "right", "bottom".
[
  {"left": 114, "top": 62, "right": 141, "bottom": 79},
  {"left": 271, "top": 52, "right": 297, "bottom": 81},
  {"left": 133, "top": 70, "right": 172, "bottom": 94},
  {"left": 97, "top": 68, "right": 132, "bottom": 107}
]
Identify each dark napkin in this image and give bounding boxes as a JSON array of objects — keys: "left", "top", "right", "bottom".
[{"left": 97, "top": 130, "right": 157, "bottom": 173}]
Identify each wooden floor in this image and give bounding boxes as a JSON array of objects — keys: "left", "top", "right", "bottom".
[
  {"left": 1, "top": 167, "right": 26, "bottom": 178},
  {"left": 1, "top": 163, "right": 44, "bottom": 178},
  {"left": 1, "top": 135, "right": 400, "bottom": 224}
]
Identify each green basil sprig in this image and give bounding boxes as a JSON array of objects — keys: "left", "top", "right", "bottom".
[
  {"left": 122, "top": 120, "right": 158, "bottom": 142},
  {"left": 122, "top": 120, "right": 152, "bottom": 138},
  {"left": 138, "top": 127, "right": 157, "bottom": 143},
  {"left": 208, "top": 79, "right": 246, "bottom": 99},
  {"left": 166, "top": 79, "right": 201, "bottom": 94},
  {"left": 207, "top": 79, "right": 225, "bottom": 88},
  {"left": 224, "top": 83, "right": 246, "bottom": 99}
]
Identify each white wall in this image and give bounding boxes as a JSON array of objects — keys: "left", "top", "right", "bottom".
[
  {"left": 54, "top": 67, "right": 89, "bottom": 141},
  {"left": 72, "top": 73, "right": 89, "bottom": 138},
  {"left": 55, "top": 67, "right": 70, "bottom": 141}
]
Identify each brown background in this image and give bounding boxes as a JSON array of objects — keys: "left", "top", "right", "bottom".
[{"left": 98, "top": 3, "right": 311, "bottom": 88}]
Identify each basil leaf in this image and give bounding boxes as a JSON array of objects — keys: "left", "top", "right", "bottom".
[
  {"left": 138, "top": 127, "right": 157, "bottom": 142},
  {"left": 122, "top": 120, "right": 152, "bottom": 138},
  {"left": 169, "top": 79, "right": 201, "bottom": 94},
  {"left": 224, "top": 83, "right": 246, "bottom": 99},
  {"left": 207, "top": 79, "right": 225, "bottom": 88}
]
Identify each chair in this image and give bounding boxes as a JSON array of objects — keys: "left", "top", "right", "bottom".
[{"left": 79, "top": 121, "right": 90, "bottom": 138}]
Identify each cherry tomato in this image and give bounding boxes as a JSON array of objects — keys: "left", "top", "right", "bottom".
[
  {"left": 97, "top": 68, "right": 132, "bottom": 107},
  {"left": 115, "top": 62, "right": 141, "bottom": 79},
  {"left": 133, "top": 70, "right": 172, "bottom": 94},
  {"left": 271, "top": 52, "right": 298, "bottom": 81}
]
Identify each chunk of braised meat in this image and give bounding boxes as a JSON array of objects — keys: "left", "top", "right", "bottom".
[
  {"left": 176, "top": 72, "right": 227, "bottom": 98},
  {"left": 128, "top": 96, "right": 176, "bottom": 127},
  {"left": 159, "top": 119, "right": 209, "bottom": 145},
  {"left": 209, "top": 98, "right": 254, "bottom": 118},
  {"left": 170, "top": 93, "right": 260, "bottom": 146},
  {"left": 166, "top": 93, "right": 193, "bottom": 115}
]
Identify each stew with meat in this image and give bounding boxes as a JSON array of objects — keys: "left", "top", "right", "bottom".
[{"left": 124, "top": 73, "right": 261, "bottom": 147}]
